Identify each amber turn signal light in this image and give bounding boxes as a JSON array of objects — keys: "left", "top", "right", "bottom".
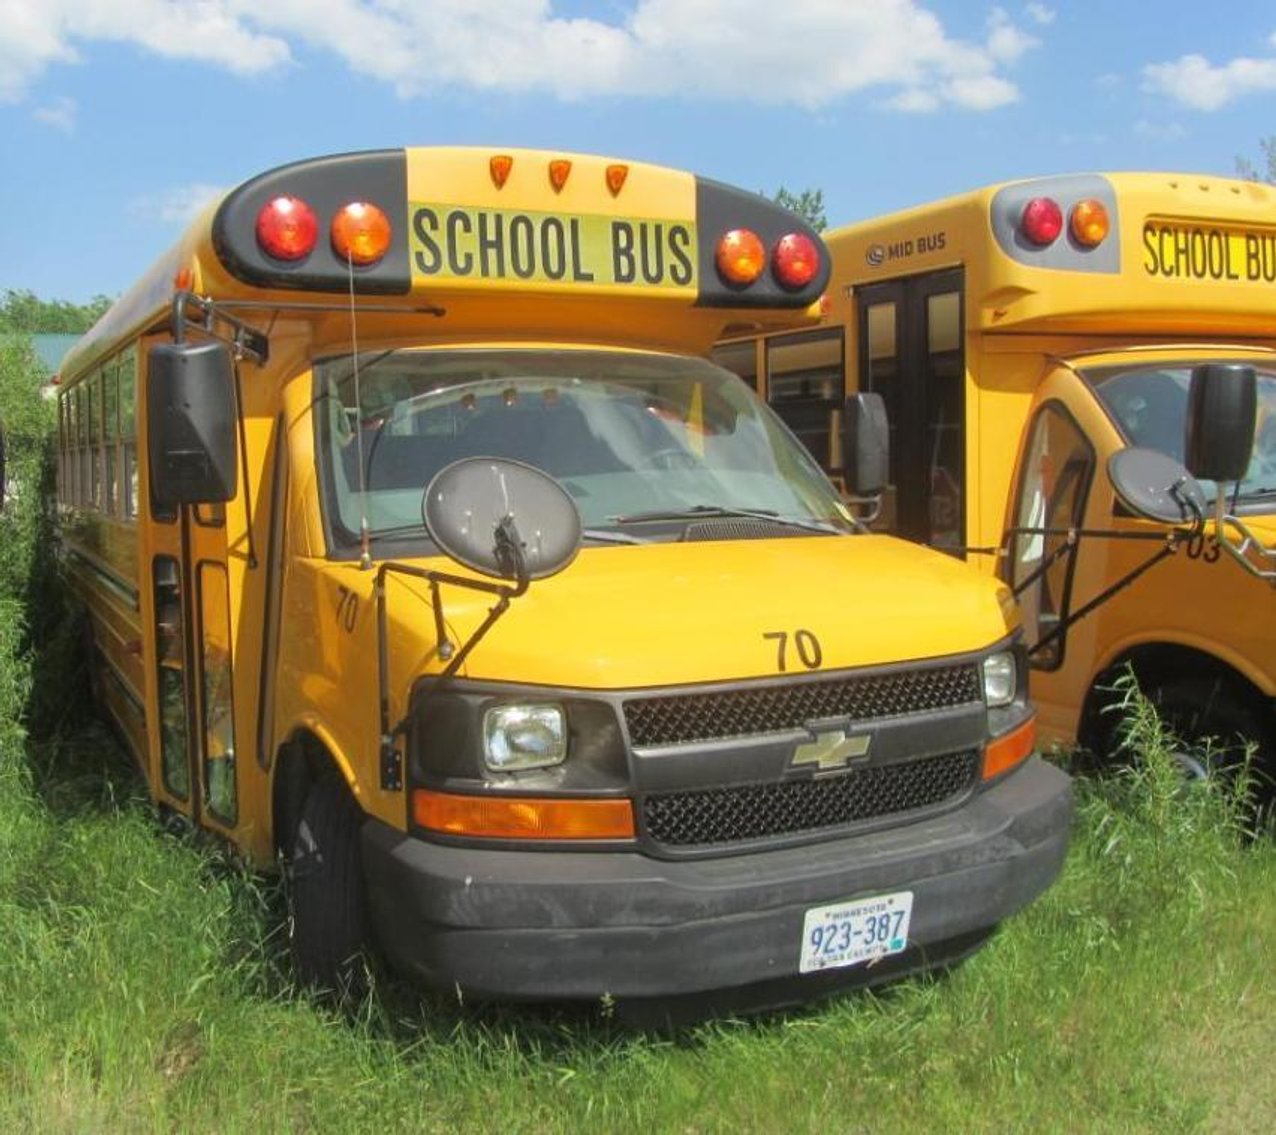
[
  {"left": 412, "top": 790, "right": 636, "bottom": 840},
  {"left": 1070, "top": 199, "right": 1110, "bottom": 247},
  {"left": 330, "top": 201, "right": 392, "bottom": 266},
  {"left": 982, "top": 715, "right": 1037, "bottom": 781},
  {"left": 715, "top": 228, "right": 766, "bottom": 286}
]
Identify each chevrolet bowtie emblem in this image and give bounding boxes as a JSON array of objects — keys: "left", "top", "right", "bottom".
[{"left": 791, "top": 729, "right": 872, "bottom": 772}]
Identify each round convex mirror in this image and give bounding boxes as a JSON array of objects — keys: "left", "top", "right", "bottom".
[
  {"left": 423, "top": 457, "right": 582, "bottom": 580},
  {"left": 1107, "top": 447, "right": 1207, "bottom": 525}
]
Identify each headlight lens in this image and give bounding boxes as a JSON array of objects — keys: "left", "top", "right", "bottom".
[
  {"left": 483, "top": 704, "right": 567, "bottom": 771},
  {"left": 982, "top": 651, "right": 1017, "bottom": 708}
]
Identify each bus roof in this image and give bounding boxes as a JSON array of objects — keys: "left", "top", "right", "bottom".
[
  {"left": 824, "top": 171, "right": 1276, "bottom": 338},
  {"left": 62, "top": 146, "right": 830, "bottom": 382}
]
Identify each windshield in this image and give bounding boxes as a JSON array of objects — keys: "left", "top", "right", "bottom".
[
  {"left": 1088, "top": 360, "right": 1276, "bottom": 503},
  {"left": 314, "top": 348, "right": 854, "bottom": 548}
]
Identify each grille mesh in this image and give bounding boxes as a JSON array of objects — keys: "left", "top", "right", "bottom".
[
  {"left": 642, "top": 749, "right": 980, "bottom": 847},
  {"left": 624, "top": 663, "right": 981, "bottom": 748}
]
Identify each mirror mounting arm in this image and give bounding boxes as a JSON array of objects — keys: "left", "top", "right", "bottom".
[
  {"left": 171, "top": 290, "right": 269, "bottom": 364},
  {"left": 374, "top": 558, "right": 531, "bottom": 791},
  {"left": 1212, "top": 486, "right": 1276, "bottom": 586}
]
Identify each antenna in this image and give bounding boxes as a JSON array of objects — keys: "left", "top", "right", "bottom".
[{"left": 345, "top": 251, "right": 373, "bottom": 569}]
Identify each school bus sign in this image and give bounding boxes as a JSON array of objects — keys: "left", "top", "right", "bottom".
[
  {"left": 410, "top": 203, "right": 697, "bottom": 289},
  {"left": 1143, "top": 219, "right": 1276, "bottom": 284}
]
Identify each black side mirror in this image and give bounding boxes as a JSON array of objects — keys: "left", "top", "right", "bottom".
[
  {"left": 842, "top": 392, "right": 889, "bottom": 497},
  {"left": 147, "top": 341, "right": 237, "bottom": 507},
  {"left": 1186, "top": 363, "right": 1257, "bottom": 483}
]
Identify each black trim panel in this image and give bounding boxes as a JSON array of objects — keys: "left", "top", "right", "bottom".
[{"left": 213, "top": 149, "right": 411, "bottom": 294}]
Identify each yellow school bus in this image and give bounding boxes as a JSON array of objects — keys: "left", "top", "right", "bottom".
[
  {"left": 57, "top": 147, "right": 1068, "bottom": 1013},
  {"left": 715, "top": 171, "right": 1276, "bottom": 779}
]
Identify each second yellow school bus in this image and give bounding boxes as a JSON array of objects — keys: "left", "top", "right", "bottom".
[
  {"left": 715, "top": 171, "right": 1275, "bottom": 780},
  {"left": 56, "top": 147, "right": 1068, "bottom": 1014}
]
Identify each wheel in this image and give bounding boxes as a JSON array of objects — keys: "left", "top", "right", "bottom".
[
  {"left": 1084, "top": 670, "right": 1274, "bottom": 801},
  {"left": 1146, "top": 674, "right": 1274, "bottom": 784},
  {"left": 289, "top": 773, "right": 371, "bottom": 999}
]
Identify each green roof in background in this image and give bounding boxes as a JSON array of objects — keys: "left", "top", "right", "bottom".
[
  {"left": 30, "top": 333, "right": 79, "bottom": 376},
  {"left": 1, "top": 332, "right": 80, "bottom": 378}
]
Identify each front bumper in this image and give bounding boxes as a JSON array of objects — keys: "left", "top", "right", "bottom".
[{"left": 362, "top": 756, "right": 1071, "bottom": 1006}]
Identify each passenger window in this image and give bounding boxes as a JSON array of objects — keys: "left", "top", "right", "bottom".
[
  {"left": 153, "top": 556, "right": 190, "bottom": 799},
  {"left": 765, "top": 329, "right": 844, "bottom": 473},
  {"left": 1009, "top": 404, "right": 1094, "bottom": 670},
  {"left": 103, "top": 364, "right": 118, "bottom": 516},
  {"left": 198, "top": 562, "right": 237, "bottom": 824},
  {"left": 710, "top": 340, "right": 759, "bottom": 391},
  {"left": 119, "top": 350, "right": 139, "bottom": 520}
]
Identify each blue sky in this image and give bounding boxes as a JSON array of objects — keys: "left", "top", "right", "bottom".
[{"left": 2, "top": 1, "right": 1275, "bottom": 304}]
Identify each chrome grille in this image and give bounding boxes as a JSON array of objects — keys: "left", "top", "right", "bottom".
[
  {"left": 642, "top": 749, "right": 980, "bottom": 848},
  {"left": 623, "top": 663, "right": 981, "bottom": 748}
]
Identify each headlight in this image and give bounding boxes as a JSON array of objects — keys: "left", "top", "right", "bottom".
[
  {"left": 982, "top": 651, "right": 1017, "bottom": 708},
  {"left": 483, "top": 704, "right": 567, "bottom": 772}
]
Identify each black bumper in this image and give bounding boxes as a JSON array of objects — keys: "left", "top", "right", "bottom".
[{"left": 361, "top": 756, "right": 1071, "bottom": 1005}]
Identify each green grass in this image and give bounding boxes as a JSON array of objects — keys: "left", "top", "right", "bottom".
[
  {"left": 1, "top": 629, "right": 1274, "bottom": 1133},
  {"left": 2, "top": 345, "right": 1274, "bottom": 1132}
]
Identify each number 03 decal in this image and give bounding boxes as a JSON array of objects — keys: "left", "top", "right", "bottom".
[{"left": 762, "top": 629, "right": 823, "bottom": 672}]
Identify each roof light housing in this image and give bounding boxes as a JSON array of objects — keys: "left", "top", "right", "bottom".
[{"left": 255, "top": 195, "right": 318, "bottom": 261}]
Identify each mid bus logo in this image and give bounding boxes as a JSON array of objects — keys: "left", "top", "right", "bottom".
[{"left": 866, "top": 244, "right": 886, "bottom": 268}]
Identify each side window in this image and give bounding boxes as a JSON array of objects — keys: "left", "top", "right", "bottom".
[
  {"left": 88, "top": 372, "right": 101, "bottom": 510},
  {"left": 153, "top": 556, "right": 190, "bottom": 799},
  {"left": 710, "top": 339, "right": 759, "bottom": 392},
  {"left": 1009, "top": 403, "right": 1095, "bottom": 670},
  {"left": 103, "top": 363, "right": 119, "bottom": 516},
  {"left": 120, "top": 349, "right": 139, "bottom": 520},
  {"left": 765, "top": 328, "right": 845, "bottom": 473},
  {"left": 198, "top": 562, "right": 237, "bottom": 824},
  {"left": 76, "top": 384, "right": 89, "bottom": 506}
]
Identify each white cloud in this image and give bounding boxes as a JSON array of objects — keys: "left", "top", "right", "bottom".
[
  {"left": 1025, "top": 3, "right": 1055, "bottom": 25},
  {"left": 131, "top": 182, "right": 227, "bottom": 225},
  {"left": 1143, "top": 41, "right": 1276, "bottom": 110},
  {"left": 32, "top": 95, "right": 76, "bottom": 132},
  {"left": 0, "top": 0, "right": 1043, "bottom": 112}
]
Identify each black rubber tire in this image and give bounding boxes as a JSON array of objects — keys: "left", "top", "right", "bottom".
[
  {"left": 289, "top": 774, "right": 371, "bottom": 999},
  {"left": 1146, "top": 674, "right": 1274, "bottom": 781}
]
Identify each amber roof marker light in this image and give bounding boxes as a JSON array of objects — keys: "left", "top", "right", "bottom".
[
  {"left": 605, "top": 164, "right": 629, "bottom": 196},
  {"left": 490, "top": 154, "right": 514, "bottom": 189},
  {"left": 549, "top": 159, "right": 573, "bottom": 192}
]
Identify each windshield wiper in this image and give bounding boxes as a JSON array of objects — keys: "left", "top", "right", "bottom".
[
  {"left": 363, "top": 524, "right": 647, "bottom": 547},
  {"left": 609, "top": 504, "right": 842, "bottom": 535}
]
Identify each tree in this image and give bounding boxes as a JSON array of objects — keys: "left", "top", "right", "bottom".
[
  {"left": 0, "top": 290, "right": 112, "bottom": 335},
  {"left": 1236, "top": 138, "right": 1276, "bottom": 184},
  {"left": 768, "top": 186, "right": 828, "bottom": 233}
]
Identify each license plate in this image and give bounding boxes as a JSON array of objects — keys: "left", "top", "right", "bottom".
[{"left": 799, "top": 890, "right": 913, "bottom": 974}]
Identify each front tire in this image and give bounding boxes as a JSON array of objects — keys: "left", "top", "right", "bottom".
[{"left": 289, "top": 773, "right": 371, "bottom": 999}]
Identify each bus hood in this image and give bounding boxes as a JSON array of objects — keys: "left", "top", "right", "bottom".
[{"left": 386, "top": 534, "right": 1019, "bottom": 690}]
